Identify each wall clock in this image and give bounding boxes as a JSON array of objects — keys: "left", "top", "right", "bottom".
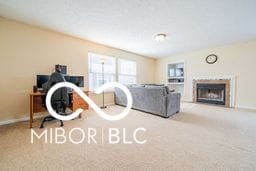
[{"left": 206, "top": 54, "right": 218, "bottom": 64}]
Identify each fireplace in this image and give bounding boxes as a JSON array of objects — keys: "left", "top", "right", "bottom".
[
  {"left": 193, "top": 79, "right": 232, "bottom": 107},
  {"left": 197, "top": 84, "right": 225, "bottom": 105}
]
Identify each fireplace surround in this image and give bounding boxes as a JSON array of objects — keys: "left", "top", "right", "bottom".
[{"left": 193, "top": 79, "right": 231, "bottom": 107}]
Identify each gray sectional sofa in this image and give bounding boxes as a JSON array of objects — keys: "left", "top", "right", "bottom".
[{"left": 114, "top": 84, "right": 181, "bottom": 118}]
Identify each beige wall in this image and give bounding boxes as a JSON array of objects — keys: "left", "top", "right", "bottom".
[
  {"left": 1, "top": 15, "right": 255, "bottom": 123},
  {"left": 0, "top": 17, "right": 156, "bottom": 122},
  {"left": 156, "top": 40, "right": 256, "bottom": 109}
]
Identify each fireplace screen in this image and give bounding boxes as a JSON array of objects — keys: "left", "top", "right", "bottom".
[{"left": 197, "top": 84, "right": 225, "bottom": 105}]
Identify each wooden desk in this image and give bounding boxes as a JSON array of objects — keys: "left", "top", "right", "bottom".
[{"left": 29, "top": 91, "right": 89, "bottom": 128}]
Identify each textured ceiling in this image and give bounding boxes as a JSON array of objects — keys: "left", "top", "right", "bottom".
[{"left": 0, "top": 0, "right": 256, "bottom": 58}]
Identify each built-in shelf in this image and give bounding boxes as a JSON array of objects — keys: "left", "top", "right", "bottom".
[
  {"left": 168, "top": 82, "right": 184, "bottom": 85},
  {"left": 167, "top": 62, "right": 185, "bottom": 95},
  {"left": 168, "top": 76, "right": 184, "bottom": 79}
]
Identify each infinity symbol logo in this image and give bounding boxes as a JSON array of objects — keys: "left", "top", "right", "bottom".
[{"left": 46, "top": 82, "right": 133, "bottom": 121}]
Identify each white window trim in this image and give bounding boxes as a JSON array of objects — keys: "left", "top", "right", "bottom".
[
  {"left": 88, "top": 53, "right": 138, "bottom": 91},
  {"left": 118, "top": 58, "right": 137, "bottom": 85},
  {"left": 88, "top": 53, "right": 116, "bottom": 91}
]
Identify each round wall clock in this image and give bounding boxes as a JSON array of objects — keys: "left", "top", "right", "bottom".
[{"left": 206, "top": 54, "right": 218, "bottom": 64}]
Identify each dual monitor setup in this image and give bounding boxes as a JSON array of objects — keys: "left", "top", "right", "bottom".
[{"left": 36, "top": 65, "right": 84, "bottom": 89}]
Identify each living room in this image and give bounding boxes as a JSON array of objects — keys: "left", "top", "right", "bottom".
[{"left": 0, "top": 0, "right": 256, "bottom": 170}]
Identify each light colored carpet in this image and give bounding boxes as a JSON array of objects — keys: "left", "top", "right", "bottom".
[{"left": 0, "top": 103, "right": 256, "bottom": 170}]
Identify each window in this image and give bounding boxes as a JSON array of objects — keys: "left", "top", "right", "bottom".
[
  {"left": 88, "top": 53, "right": 116, "bottom": 91},
  {"left": 118, "top": 59, "right": 137, "bottom": 84},
  {"left": 88, "top": 53, "right": 137, "bottom": 90}
]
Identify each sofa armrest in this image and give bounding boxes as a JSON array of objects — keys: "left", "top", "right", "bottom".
[{"left": 166, "top": 93, "right": 181, "bottom": 117}]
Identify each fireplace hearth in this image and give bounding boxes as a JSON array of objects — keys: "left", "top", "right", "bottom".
[{"left": 197, "top": 84, "right": 225, "bottom": 105}]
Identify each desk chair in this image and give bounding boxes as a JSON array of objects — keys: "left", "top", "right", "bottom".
[{"left": 40, "top": 82, "right": 70, "bottom": 128}]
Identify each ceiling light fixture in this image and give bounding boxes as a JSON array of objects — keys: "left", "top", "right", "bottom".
[{"left": 154, "top": 33, "right": 167, "bottom": 42}]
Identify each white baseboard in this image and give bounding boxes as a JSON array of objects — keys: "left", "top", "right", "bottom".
[
  {"left": 0, "top": 103, "right": 115, "bottom": 126},
  {"left": 181, "top": 101, "right": 256, "bottom": 110},
  {"left": 235, "top": 105, "right": 256, "bottom": 110},
  {"left": 0, "top": 115, "right": 46, "bottom": 126}
]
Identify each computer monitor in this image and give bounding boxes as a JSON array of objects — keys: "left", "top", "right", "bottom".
[
  {"left": 65, "top": 76, "right": 84, "bottom": 87},
  {"left": 37, "top": 74, "right": 83, "bottom": 88},
  {"left": 36, "top": 75, "right": 50, "bottom": 88}
]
